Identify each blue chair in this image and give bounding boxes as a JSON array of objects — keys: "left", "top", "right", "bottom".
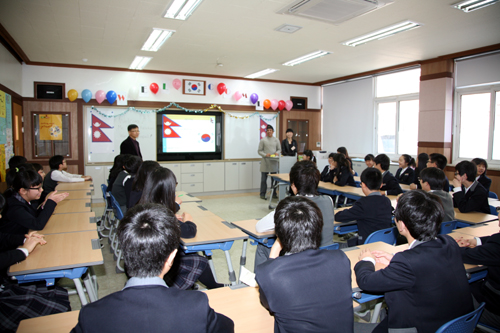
[
  {"left": 490, "top": 205, "right": 498, "bottom": 216},
  {"left": 320, "top": 243, "right": 340, "bottom": 250},
  {"left": 476, "top": 322, "right": 500, "bottom": 332},
  {"left": 109, "top": 194, "right": 125, "bottom": 273},
  {"left": 440, "top": 221, "right": 458, "bottom": 234},
  {"left": 435, "top": 302, "right": 485, "bottom": 333},
  {"left": 365, "top": 227, "right": 398, "bottom": 245},
  {"left": 99, "top": 184, "right": 113, "bottom": 238},
  {"left": 489, "top": 192, "right": 498, "bottom": 199}
]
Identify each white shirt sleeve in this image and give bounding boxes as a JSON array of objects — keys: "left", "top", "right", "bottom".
[
  {"left": 51, "top": 170, "right": 84, "bottom": 183},
  {"left": 361, "top": 257, "right": 376, "bottom": 266},
  {"left": 255, "top": 210, "right": 276, "bottom": 233}
]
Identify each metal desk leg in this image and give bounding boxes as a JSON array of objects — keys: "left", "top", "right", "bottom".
[
  {"left": 278, "top": 183, "right": 287, "bottom": 201},
  {"left": 204, "top": 251, "right": 218, "bottom": 282},
  {"left": 239, "top": 239, "right": 248, "bottom": 284},
  {"left": 82, "top": 274, "right": 97, "bottom": 302},
  {"left": 89, "top": 266, "right": 98, "bottom": 294},
  {"left": 73, "top": 278, "right": 88, "bottom": 306},
  {"left": 371, "top": 301, "right": 383, "bottom": 323},
  {"left": 224, "top": 250, "right": 237, "bottom": 286}
]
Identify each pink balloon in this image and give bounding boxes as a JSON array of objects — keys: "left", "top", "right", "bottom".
[
  {"left": 234, "top": 91, "right": 242, "bottom": 101},
  {"left": 285, "top": 100, "right": 293, "bottom": 111},
  {"left": 270, "top": 99, "right": 278, "bottom": 111},
  {"left": 95, "top": 90, "right": 105, "bottom": 104},
  {"left": 172, "top": 79, "right": 181, "bottom": 90}
]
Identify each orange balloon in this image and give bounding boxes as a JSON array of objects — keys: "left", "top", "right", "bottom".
[
  {"left": 67, "top": 89, "right": 78, "bottom": 102},
  {"left": 263, "top": 99, "right": 271, "bottom": 109}
]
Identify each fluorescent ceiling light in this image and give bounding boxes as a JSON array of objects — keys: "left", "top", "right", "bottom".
[
  {"left": 452, "top": 0, "right": 498, "bottom": 12},
  {"left": 283, "top": 50, "right": 331, "bottom": 66},
  {"left": 129, "top": 56, "right": 152, "bottom": 70},
  {"left": 141, "top": 29, "right": 175, "bottom": 52},
  {"left": 342, "top": 21, "right": 421, "bottom": 47},
  {"left": 164, "top": 0, "right": 202, "bottom": 20},
  {"left": 245, "top": 69, "right": 279, "bottom": 79}
]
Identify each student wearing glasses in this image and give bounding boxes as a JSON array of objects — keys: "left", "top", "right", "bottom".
[{"left": 0, "top": 169, "right": 68, "bottom": 235}]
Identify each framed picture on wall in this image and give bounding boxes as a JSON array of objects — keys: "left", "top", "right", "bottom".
[{"left": 183, "top": 80, "right": 206, "bottom": 96}]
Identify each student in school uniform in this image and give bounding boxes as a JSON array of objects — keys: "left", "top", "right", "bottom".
[
  {"left": 320, "top": 153, "right": 336, "bottom": 183},
  {"left": 281, "top": 128, "right": 297, "bottom": 156},
  {"left": 303, "top": 149, "right": 317, "bottom": 165},
  {"left": 409, "top": 152, "right": 429, "bottom": 190},
  {"left": 127, "top": 160, "right": 160, "bottom": 209},
  {"left": 256, "top": 196, "right": 353, "bottom": 333},
  {"left": 107, "top": 154, "right": 128, "bottom": 193},
  {"left": 456, "top": 214, "right": 500, "bottom": 329},
  {"left": 5, "top": 156, "right": 28, "bottom": 187},
  {"left": 395, "top": 154, "right": 415, "bottom": 185},
  {"left": 111, "top": 155, "right": 142, "bottom": 213},
  {"left": 0, "top": 169, "right": 68, "bottom": 235},
  {"left": 472, "top": 157, "right": 492, "bottom": 193},
  {"left": 452, "top": 160, "right": 490, "bottom": 214},
  {"left": 71, "top": 203, "right": 234, "bottom": 333},
  {"left": 364, "top": 154, "right": 375, "bottom": 168},
  {"left": 374, "top": 154, "right": 403, "bottom": 196},
  {"left": 426, "top": 153, "right": 451, "bottom": 192},
  {"left": 354, "top": 190, "right": 473, "bottom": 333},
  {"left": 337, "top": 146, "right": 354, "bottom": 174},
  {"left": 255, "top": 160, "right": 336, "bottom": 267},
  {"left": 332, "top": 153, "right": 356, "bottom": 187},
  {"left": 419, "top": 167, "right": 455, "bottom": 222},
  {"left": 42, "top": 155, "right": 92, "bottom": 196},
  {"left": 335, "top": 168, "right": 393, "bottom": 246}
]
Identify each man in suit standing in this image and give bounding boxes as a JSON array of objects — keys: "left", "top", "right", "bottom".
[
  {"left": 452, "top": 160, "right": 490, "bottom": 214},
  {"left": 71, "top": 203, "right": 234, "bottom": 333},
  {"left": 120, "top": 124, "right": 142, "bottom": 159}
]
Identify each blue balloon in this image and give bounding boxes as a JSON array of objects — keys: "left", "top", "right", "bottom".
[
  {"left": 106, "top": 90, "right": 117, "bottom": 105},
  {"left": 82, "top": 89, "right": 92, "bottom": 103}
]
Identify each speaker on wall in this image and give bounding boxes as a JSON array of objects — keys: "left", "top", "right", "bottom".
[
  {"left": 291, "top": 97, "right": 307, "bottom": 110},
  {"left": 35, "top": 83, "right": 64, "bottom": 100}
]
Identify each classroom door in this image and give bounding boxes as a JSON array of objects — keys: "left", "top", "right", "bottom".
[
  {"left": 13, "top": 103, "right": 23, "bottom": 156},
  {"left": 287, "top": 119, "right": 309, "bottom": 153}
]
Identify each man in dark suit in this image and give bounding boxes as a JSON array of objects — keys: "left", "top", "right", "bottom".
[
  {"left": 452, "top": 160, "right": 490, "bottom": 214},
  {"left": 354, "top": 190, "right": 473, "bottom": 333},
  {"left": 120, "top": 124, "right": 142, "bottom": 158},
  {"left": 255, "top": 196, "right": 353, "bottom": 333},
  {"left": 71, "top": 203, "right": 234, "bottom": 333},
  {"left": 374, "top": 154, "right": 403, "bottom": 196}
]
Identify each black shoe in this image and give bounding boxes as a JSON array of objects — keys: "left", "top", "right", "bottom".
[{"left": 260, "top": 195, "right": 266, "bottom": 200}]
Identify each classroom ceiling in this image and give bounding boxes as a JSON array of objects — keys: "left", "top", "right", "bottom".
[{"left": 0, "top": 0, "right": 499, "bottom": 84}]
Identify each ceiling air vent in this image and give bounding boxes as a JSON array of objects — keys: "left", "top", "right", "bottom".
[{"left": 277, "top": 0, "right": 394, "bottom": 25}]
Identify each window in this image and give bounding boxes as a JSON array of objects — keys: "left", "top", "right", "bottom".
[
  {"left": 375, "top": 68, "right": 420, "bottom": 157},
  {"left": 455, "top": 87, "right": 500, "bottom": 163}
]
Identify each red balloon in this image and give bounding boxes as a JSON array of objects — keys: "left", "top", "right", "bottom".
[
  {"left": 150, "top": 83, "right": 159, "bottom": 94},
  {"left": 278, "top": 100, "right": 286, "bottom": 111},
  {"left": 217, "top": 83, "right": 226, "bottom": 95}
]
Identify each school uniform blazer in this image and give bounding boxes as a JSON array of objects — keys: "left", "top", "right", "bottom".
[
  {"left": 395, "top": 167, "right": 415, "bottom": 185},
  {"left": 380, "top": 171, "right": 403, "bottom": 196},
  {"left": 354, "top": 235, "right": 474, "bottom": 333},
  {"left": 255, "top": 249, "right": 353, "bottom": 333},
  {"left": 120, "top": 136, "right": 142, "bottom": 158},
  {"left": 334, "top": 165, "right": 356, "bottom": 187},
  {"left": 430, "top": 190, "right": 455, "bottom": 222},
  {"left": 0, "top": 233, "right": 26, "bottom": 280},
  {"left": 71, "top": 285, "right": 234, "bottom": 333},
  {"left": 334, "top": 194, "right": 393, "bottom": 243},
  {"left": 461, "top": 233, "right": 500, "bottom": 315},
  {"left": 320, "top": 165, "right": 335, "bottom": 183},
  {"left": 478, "top": 174, "right": 492, "bottom": 192},
  {"left": 281, "top": 139, "right": 297, "bottom": 156},
  {"left": 453, "top": 180, "right": 490, "bottom": 214},
  {"left": 0, "top": 195, "right": 57, "bottom": 235}
]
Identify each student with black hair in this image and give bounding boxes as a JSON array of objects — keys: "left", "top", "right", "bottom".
[
  {"left": 127, "top": 160, "right": 160, "bottom": 209},
  {"left": 364, "top": 154, "right": 375, "bottom": 168},
  {"left": 409, "top": 152, "right": 429, "bottom": 190},
  {"left": 71, "top": 203, "right": 234, "bottom": 333},
  {"left": 107, "top": 154, "right": 128, "bottom": 192},
  {"left": 320, "top": 153, "right": 336, "bottom": 183},
  {"left": 374, "top": 154, "right": 402, "bottom": 196},
  {"left": 426, "top": 153, "right": 451, "bottom": 192},
  {"left": 419, "top": 167, "right": 455, "bottom": 222},
  {"left": 354, "top": 190, "right": 473, "bottom": 333},
  {"left": 255, "top": 196, "right": 353, "bottom": 333},
  {"left": 7, "top": 156, "right": 27, "bottom": 170},
  {"left": 452, "top": 160, "right": 490, "bottom": 214},
  {"left": 111, "top": 155, "right": 142, "bottom": 213},
  {"left": 472, "top": 157, "right": 492, "bottom": 192},
  {"left": 332, "top": 153, "right": 356, "bottom": 187},
  {"left": 31, "top": 163, "right": 45, "bottom": 180},
  {"left": 6, "top": 163, "right": 35, "bottom": 187},
  {"left": 335, "top": 168, "right": 393, "bottom": 245},
  {"left": 303, "top": 149, "right": 317, "bottom": 164},
  {"left": 0, "top": 169, "right": 68, "bottom": 235},
  {"left": 281, "top": 128, "right": 297, "bottom": 156},
  {"left": 43, "top": 155, "right": 92, "bottom": 197},
  {"left": 395, "top": 154, "right": 415, "bottom": 185},
  {"left": 337, "top": 146, "right": 353, "bottom": 173}
]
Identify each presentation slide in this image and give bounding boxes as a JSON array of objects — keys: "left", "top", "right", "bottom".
[{"left": 161, "top": 114, "right": 216, "bottom": 153}]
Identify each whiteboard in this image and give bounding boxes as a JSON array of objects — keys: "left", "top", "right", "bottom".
[{"left": 224, "top": 112, "right": 278, "bottom": 159}]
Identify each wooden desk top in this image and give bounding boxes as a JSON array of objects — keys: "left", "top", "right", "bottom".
[
  {"left": 454, "top": 209, "right": 498, "bottom": 224},
  {"left": 400, "top": 184, "right": 411, "bottom": 191},
  {"left": 41, "top": 212, "right": 96, "bottom": 235},
  {"left": 181, "top": 214, "right": 248, "bottom": 247},
  {"left": 204, "top": 287, "right": 273, "bottom": 333},
  {"left": 452, "top": 222, "right": 499, "bottom": 238},
  {"left": 53, "top": 199, "right": 91, "bottom": 214},
  {"left": 56, "top": 182, "right": 93, "bottom": 191},
  {"left": 17, "top": 310, "right": 80, "bottom": 332},
  {"left": 65, "top": 190, "right": 92, "bottom": 200},
  {"left": 176, "top": 191, "right": 202, "bottom": 203},
  {"left": 9, "top": 230, "right": 103, "bottom": 275},
  {"left": 271, "top": 173, "right": 289, "bottom": 182},
  {"left": 178, "top": 202, "right": 217, "bottom": 218},
  {"left": 232, "top": 219, "right": 274, "bottom": 239}
]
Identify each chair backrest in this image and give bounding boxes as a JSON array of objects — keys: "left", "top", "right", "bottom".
[
  {"left": 490, "top": 205, "right": 498, "bottom": 216},
  {"left": 365, "top": 227, "right": 397, "bottom": 245},
  {"left": 109, "top": 193, "right": 124, "bottom": 220},
  {"left": 101, "top": 184, "right": 108, "bottom": 200},
  {"left": 440, "top": 221, "right": 458, "bottom": 234},
  {"left": 319, "top": 243, "right": 340, "bottom": 250},
  {"left": 435, "top": 302, "right": 485, "bottom": 333},
  {"left": 489, "top": 191, "right": 498, "bottom": 199}
]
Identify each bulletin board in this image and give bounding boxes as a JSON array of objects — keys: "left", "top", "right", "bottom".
[{"left": 0, "top": 90, "right": 14, "bottom": 181}]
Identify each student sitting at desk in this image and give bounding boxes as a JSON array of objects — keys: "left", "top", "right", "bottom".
[
  {"left": 5, "top": 156, "right": 27, "bottom": 187},
  {"left": 71, "top": 203, "right": 234, "bottom": 333},
  {"left": 42, "top": 155, "right": 92, "bottom": 197},
  {"left": 0, "top": 169, "right": 68, "bottom": 235},
  {"left": 138, "top": 167, "right": 224, "bottom": 290},
  {"left": 303, "top": 149, "right": 317, "bottom": 164},
  {"left": 409, "top": 152, "right": 429, "bottom": 190},
  {"left": 419, "top": 167, "right": 455, "bottom": 222},
  {"left": 364, "top": 154, "right": 375, "bottom": 168},
  {"left": 111, "top": 155, "right": 142, "bottom": 213},
  {"left": 457, "top": 214, "right": 500, "bottom": 329},
  {"left": 107, "top": 154, "right": 127, "bottom": 193},
  {"left": 452, "top": 160, "right": 490, "bottom": 214},
  {"left": 395, "top": 154, "right": 415, "bottom": 185},
  {"left": 320, "top": 153, "right": 336, "bottom": 183},
  {"left": 255, "top": 196, "right": 353, "bottom": 333},
  {"left": 127, "top": 160, "right": 160, "bottom": 209},
  {"left": 337, "top": 146, "right": 354, "bottom": 174},
  {"left": 472, "top": 157, "right": 492, "bottom": 192},
  {"left": 255, "top": 160, "right": 336, "bottom": 267},
  {"left": 332, "top": 153, "right": 356, "bottom": 187},
  {"left": 335, "top": 168, "right": 393, "bottom": 246},
  {"left": 427, "top": 153, "right": 451, "bottom": 192},
  {"left": 354, "top": 190, "right": 473, "bottom": 333},
  {"left": 374, "top": 154, "right": 403, "bottom": 196}
]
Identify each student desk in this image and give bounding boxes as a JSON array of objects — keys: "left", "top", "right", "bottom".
[
  {"left": 17, "top": 310, "right": 80, "bottom": 333},
  {"left": 53, "top": 199, "right": 92, "bottom": 214},
  {"left": 41, "top": 212, "right": 97, "bottom": 234},
  {"left": 232, "top": 219, "right": 276, "bottom": 266},
  {"left": 400, "top": 184, "right": 411, "bottom": 191},
  {"left": 451, "top": 222, "right": 498, "bottom": 238},
  {"left": 454, "top": 209, "right": 497, "bottom": 226},
  {"left": 177, "top": 202, "right": 218, "bottom": 218},
  {"left": 55, "top": 182, "right": 93, "bottom": 191},
  {"left": 176, "top": 190, "right": 202, "bottom": 203},
  {"left": 64, "top": 190, "right": 92, "bottom": 200},
  {"left": 204, "top": 286, "right": 274, "bottom": 332}
]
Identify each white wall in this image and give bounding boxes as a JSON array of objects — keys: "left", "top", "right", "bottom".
[
  {"left": 21, "top": 65, "right": 321, "bottom": 108},
  {"left": 0, "top": 44, "right": 22, "bottom": 95},
  {"left": 322, "top": 78, "right": 374, "bottom": 157}
]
